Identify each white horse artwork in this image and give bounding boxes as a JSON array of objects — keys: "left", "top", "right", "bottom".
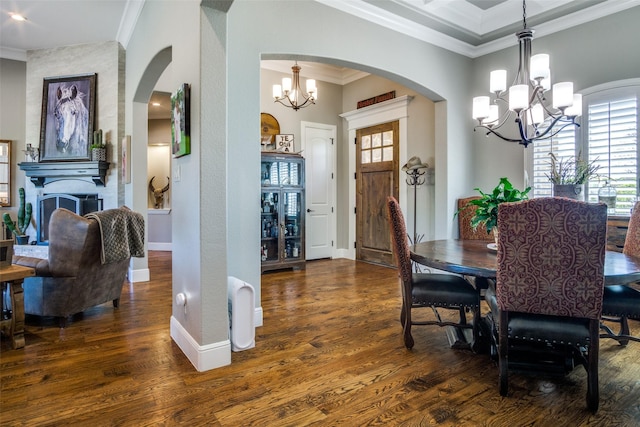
[{"left": 53, "top": 84, "right": 88, "bottom": 156}]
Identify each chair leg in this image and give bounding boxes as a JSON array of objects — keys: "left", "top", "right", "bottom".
[
  {"left": 58, "top": 316, "right": 67, "bottom": 328},
  {"left": 498, "top": 311, "right": 509, "bottom": 396},
  {"left": 458, "top": 307, "right": 467, "bottom": 325},
  {"left": 113, "top": 298, "right": 120, "bottom": 308},
  {"left": 587, "top": 320, "right": 600, "bottom": 413},
  {"left": 618, "top": 316, "right": 630, "bottom": 346},
  {"left": 403, "top": 305, "right": 414, "bottom": 350}
]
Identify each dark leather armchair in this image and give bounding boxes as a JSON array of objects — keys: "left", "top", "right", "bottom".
[
  {"left": 12, "top": 207, "right": 144, "bottom": 327},
  {"left": 491, "top": 197, "right": 607, "bottom": 413},
  {"left": 387, "top": 196, "right": 481, "bottom": 350}
]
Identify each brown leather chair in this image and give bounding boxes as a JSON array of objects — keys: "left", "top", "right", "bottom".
[
  {"left": 387, "top": 196, "right": 481, "bottom": 351},
  {"left": 492, "top": 198, "right": 607, "bottom": 412},
  {"left": 12, "top": 207, "right": 144, "bottom": 327}
]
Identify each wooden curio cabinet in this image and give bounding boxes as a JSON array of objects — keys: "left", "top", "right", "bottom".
[{"left": 261, "top": 152, "right": 305, "bottom": 273}]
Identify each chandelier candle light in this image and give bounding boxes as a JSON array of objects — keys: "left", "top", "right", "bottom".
[
  {"left": 472, "top": 0, "right": 581, "bottom": 147},
  {"left": 273, "top": 62, "right": 317, "bottom": 111}
]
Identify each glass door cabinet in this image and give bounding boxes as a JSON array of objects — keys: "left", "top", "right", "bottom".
[{"left": 261, "top": 152, "right": 305, "bottom": 272}]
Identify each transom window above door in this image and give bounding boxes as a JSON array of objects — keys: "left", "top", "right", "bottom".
[{"left": 361, "top": 130, "right": 394, "bottom": 164}]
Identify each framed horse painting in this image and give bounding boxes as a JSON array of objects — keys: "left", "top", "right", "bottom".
[{"left": 39, "top": 73, "right": 96, "bottom": 162}]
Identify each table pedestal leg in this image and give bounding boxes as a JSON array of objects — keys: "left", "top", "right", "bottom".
[{"left": 3, "top": 280, "right": 25, "bottom": 349}]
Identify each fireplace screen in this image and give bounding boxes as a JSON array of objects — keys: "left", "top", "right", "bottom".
[{"left": 37, "top": 194, "right": 103, "bottom": 245}]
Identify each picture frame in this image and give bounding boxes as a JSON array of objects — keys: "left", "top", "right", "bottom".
[
  {"left": 171, "top": 83, "right": 191, "bottom": 158},
  {"left": 122, "top": 135, "right": 131, "bottom": 183},
  {"left": 0, "top": 239, "right": 13, "bottom": 268},
  {"left": 39, "top": 73, "right": 96, "bottom": 162},
  {"left": 275, "top": 134, "right": 295, "bottom": 153}
]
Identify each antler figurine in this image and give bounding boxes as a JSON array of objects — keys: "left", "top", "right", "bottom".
[{"left": 149, "top": 176, "right": 170, "bottom": 209}]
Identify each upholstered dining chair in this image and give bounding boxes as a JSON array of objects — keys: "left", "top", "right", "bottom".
[
  {"left": 457, "top": 196, "right": 495, "bottom": 241},
  {"left": 386, "top": 196, "right": 481, "bottom": 350},
  {"left": 601, "top": 200, "right": 640, "bottom": 345},
  {"left": 457, "top": 196, "right": 495, "bottom": 293},
  {"left": 494, "top": 197, "right": 608, "bottom": 413}
]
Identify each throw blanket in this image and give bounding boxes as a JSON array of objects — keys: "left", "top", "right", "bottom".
[{"left": 85, "top": 207, "right": 145, "bottom": 264}]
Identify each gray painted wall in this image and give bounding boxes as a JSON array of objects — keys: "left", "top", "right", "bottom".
[{"left": 0, "top": 59, "right": 26, "bottom": 219}]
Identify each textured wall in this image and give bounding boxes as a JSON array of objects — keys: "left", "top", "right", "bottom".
[{"left": 24, "top": 41, "right": 125, "bottom": 234}]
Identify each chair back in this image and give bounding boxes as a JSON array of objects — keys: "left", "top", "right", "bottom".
[
  {"left": 457, "top": 196, "right": 494, "bottom": 241},
  {"left": 496, "top": 197, "right": 607, "bottom": 319},
  {"left": 387, "top": 196, "right": 413, "bottom": 284},
  {"left": 623, "top": 201, "right": 640, "bottom": 257}
]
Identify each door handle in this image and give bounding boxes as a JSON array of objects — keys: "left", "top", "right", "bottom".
[{"left": 306, "top": 209, "right": 314, "bottom": 213}]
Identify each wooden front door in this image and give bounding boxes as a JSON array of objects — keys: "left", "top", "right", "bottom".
[{"left": 356, "top": 121, "right": 399, "bottom": 266}]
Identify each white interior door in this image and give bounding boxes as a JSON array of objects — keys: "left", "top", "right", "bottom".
[{"left": 301, "top": 122, "right": 336, "bottom": 260}]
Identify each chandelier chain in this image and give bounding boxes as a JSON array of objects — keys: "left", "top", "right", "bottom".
[{"left": 522, "top": 0, "right": 527, "bottom": 29}]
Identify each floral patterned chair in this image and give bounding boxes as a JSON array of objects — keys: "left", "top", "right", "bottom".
[
  {"left": 494, "top": 197, "right": 607, "bottom": 413},
  {"left": 601, "top": 200, "right": 640, "bottom": 345},
  {"left": 386, "top": 196, "right": 481, "bottom": 351}
]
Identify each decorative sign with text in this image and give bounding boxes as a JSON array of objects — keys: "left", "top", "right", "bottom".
[
  {"left": 357, "top": 90, "right": 396, "bottom": 109},
  {"left": 276, "top": 134, "right": 294, "bottom": 152}
]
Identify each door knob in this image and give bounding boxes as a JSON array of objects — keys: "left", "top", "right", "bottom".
[{"left": 306, "top": 209, "right": 314, "bottom": 213}]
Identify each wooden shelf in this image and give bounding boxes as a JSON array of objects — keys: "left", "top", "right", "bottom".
[{"left": 18, "top": 161, "right": 110, "bottom": 187}]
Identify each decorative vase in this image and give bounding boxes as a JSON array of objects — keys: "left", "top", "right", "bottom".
[
  {"left": 553, "top": 184, "right": 584, "bottom": 201},
  {"left": 598, "top": 181, "right": 617, "bottom": 214},
  {"left": 91, "top": 147, "right": 106, "bottom": 161}
]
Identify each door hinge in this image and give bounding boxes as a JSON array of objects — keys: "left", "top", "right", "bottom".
[
  {"left": 354, "top": 207, "right": 357, "bottom": 214},
  {"left": 331, "top": 138, "right": 334, "bottom": 145},
  {"left": 331, "top": 172, "right": 334, "bottom": 179},
  {"left": 354, "top": 241, "right": 357, "bottom": 249},
  {"left": 354, "top": 173, "right": 357, "bottom": 179},
  {"left": 354, "top": 137, "right": 357, "bottom": 145},
  {"left": 331, "top": 240, "right": 334, "bottom": 247},
  {"left": 331, "top": 206, "right": 334, "bottom": 213}
]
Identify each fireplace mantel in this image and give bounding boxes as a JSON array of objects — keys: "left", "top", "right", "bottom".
[{"left": 18, "top": 161, "right": 110, "bottom": 187}]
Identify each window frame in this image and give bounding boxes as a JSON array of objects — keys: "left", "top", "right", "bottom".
[{"left": 526, "top": 78, "right": 640, "bottom": 215}]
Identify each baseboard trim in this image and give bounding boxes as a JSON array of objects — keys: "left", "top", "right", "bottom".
[
  {"left": 170, "top": 316, "right": 231, "bottom": 372},
  {"left": 148, "top": 242, "right": 172, "bottom": 251},
  {"left": 128, "top": 267, "right": 150, "bottom": 283}
]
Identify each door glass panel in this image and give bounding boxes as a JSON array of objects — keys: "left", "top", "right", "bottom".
[
  {"left": 361, "top": 135, "right": 371, "bottom": 149},
  {"left": 372, "top": 133, "right": 382, "bottom": 147},
  {"left": 382, "top": 146, "right": 393, "bottom": 161},
  {"left": 372, "top": 148, "right": 382, "bottom": 163},
  {"left": 261, "top": 191, "right": 279, "bottom": 262},
  {"left": 284, "top": 191, "right": 302, "bottom": 260},
  {"left": 383, "top": 131, "right": 393, "bottom": 146},
  {"left": 362, "top": 150, "right": 371, "bottom": 164}
]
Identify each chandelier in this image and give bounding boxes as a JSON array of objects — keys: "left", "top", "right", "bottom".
[
  {"left": 472, "top": 0, "right": 581, "bottom": 148},
  {"left": 272, "top": 62, "right": 317, "bottom": 111}
]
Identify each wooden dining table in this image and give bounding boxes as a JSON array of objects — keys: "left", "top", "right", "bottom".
[
  {"left": 410, "top": 239, "right": 640, "bottom": 351},
  {"left": 410, "top": 239, "right": 640, "bottom": 286}
]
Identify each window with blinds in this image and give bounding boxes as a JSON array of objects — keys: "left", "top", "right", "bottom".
[
  {"left": 586, "top": 97, "right": 638, "bottom": 214},
  {"left": 531, "top": 124, "right": 576, "bottom": 198},
  {"left": 529, "top": 82, "right": 639, "bottom": 215}
]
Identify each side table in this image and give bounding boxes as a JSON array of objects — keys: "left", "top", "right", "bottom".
[{"left": 1, "top": 264, "right": 35, "bottom": 349}]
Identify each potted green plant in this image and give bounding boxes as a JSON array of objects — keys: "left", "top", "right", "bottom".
[
  {"left": 457, "top": 177, "right": 531, "bottom": 239},
  {"left": 2, "top": 187, "right": 33, "bottom": 245},
  {"left": 547, "top": 153, "right": 599, "bottom": 201},
  {"left": 90, "top": 129, "right": 106, "bottom": 161}
]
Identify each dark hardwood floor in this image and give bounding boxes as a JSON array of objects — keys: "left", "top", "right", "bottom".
[{"left": 2, "top": 251, "right": 640, "bottom": 426}]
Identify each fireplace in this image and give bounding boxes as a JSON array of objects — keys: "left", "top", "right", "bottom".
[{"left": 37, "top": 193, "right": 103, "bottom": 245}]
